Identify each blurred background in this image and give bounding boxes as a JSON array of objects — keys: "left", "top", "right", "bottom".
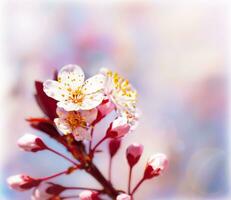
[{"left": 0, "top": 0, "right": 229, "bottom": 199}]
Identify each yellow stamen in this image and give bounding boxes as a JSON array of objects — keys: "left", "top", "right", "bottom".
[
  {"left": 66, "top": 111, "right": 87, "bottom": 130},
  {"left": 68, "top": 88, "right": 85, "bottom": 104},
  {"left": 107, "top": 70, "right": 137, "bottom": 99}
]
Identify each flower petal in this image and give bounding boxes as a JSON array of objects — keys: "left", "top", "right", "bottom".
[
  {"left": 43, "top": 80, "right": 68, "bottom": 101},
  {"left": 56, "top": 107, "right": 68, "bottom": 118},
  {"left": 82, "top": 74, "right": 106, "bottom": 94},
  {"left": 80, "top": 92, "right": 105, "bottom": 110},
  {"left": 54, "top": 118, "right": 72, "bottom": 135},
  {"left": 80, "top": 108, "right": 98, "bottom": 124},
  {"left": 73, "top": 127, "right": 91, "bottom": 141},
  {"left": 58, "top": 64, "right": 85, "bottom": 90},
  {"left": 57, "top": 101, "right": 82, "bottom": 111}
]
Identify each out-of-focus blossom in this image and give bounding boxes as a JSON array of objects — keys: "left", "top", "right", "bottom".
[
  {"left": 17, "top": 134, "right": 47, "bottom": 152},
  {"left": 54, "top": 107, "right": 97, "bottom": 141},
  {"left": 144, "top": 153, "right": 168, "bottom": 179},
  {"left": 106, "top": 116, "right": 130, "bottom": 138},
  {"left": 79, "top": 190, "right": 99, "bottom": 200},
  {"left": 7, "top": 175, "right": 41, "bottom": 191},
  {"left": 116, "top": 193, "right": 131, "bottom": 200},
  {"left": 121, "top": 109, "right": 140, "bottom": 131},
  {"left": 126, "top": 143, "right": 143, "bottom": 167},
  {"left": 31, "top": 182, "right": 65, "bottom": 200},
  {"left": 44, "top": 65, "right": 106, "bottom": 111},
  {"left": 100, "top": 68, "right": 137, "bottom": 115},
  {"left": 109, "top": 139, "right": 121, "bottom": 158}
]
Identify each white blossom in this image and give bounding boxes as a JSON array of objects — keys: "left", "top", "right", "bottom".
[
  {"left": 100, "top": 68, "right": 139, "bottom": 131},
  {"left": 100, "top": 68, "right": 137, "bottom": 114},
  {"left": 44, "top": 65, "right": 106, "bottom": 111},
  {"left": 54, "top": 107, "right": 97, "bottom": 141}
]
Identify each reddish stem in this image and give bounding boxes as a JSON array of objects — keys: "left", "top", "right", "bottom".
[
  {"left": 91, "top": 136, "right": 107, "bottom": 155},
  {"left": 65, "top": 186, "right": 102, "bottom": 192},
  {"left": 46, "top": 147, "right": 79, "bottom": 166},
  {"left": 108, "top": 157, "right": 112, "bottom": 182},
  {"left": 89, "top": 127, "right": 94, "bottom": 153},
  {"left": 40, "top": 167, "right": 78, "bottom": 181},
  {"left": 128, "top": 166, "right": 133, "bottom": 194},
  {"left": 131, "top": 177, "right": 145, "bottom": 196}
]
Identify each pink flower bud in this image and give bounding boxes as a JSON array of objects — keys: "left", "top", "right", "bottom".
[
  {"left": 79, "top": 190, "right": 99, "bottom": 200},
  {"left": 143, "top": 153, "right": 168, "bottom": 179},
  {"left": 31, "top": 182, "right": 65, "bottom": 200},
  {"left": 106, "top": 117, "right": 130, "bottom": 138},
  {"left": 126, "top": 143, "right": 143, "bottom": 167},
  {"left": 116, "top": 193, "right": 131, "bottom": 200},
  {"left": 7, "top": 174, "right": 41, "bottom": 191},
  {"left": 94, "top": 99, "right": 115, "bottom": 124},
  {"left": 17, "top": 134, "right": 47, "bottom": 152},
  {"left": 109, "top": 139, "right": 121, "bottom": 157}
]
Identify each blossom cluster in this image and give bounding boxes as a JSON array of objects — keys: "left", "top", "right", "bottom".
[{"left": 7, "top": 65, "right": 168, "bottom": 200}]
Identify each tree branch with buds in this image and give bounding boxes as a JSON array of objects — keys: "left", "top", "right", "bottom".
[{"left": 7, "top": 65, "right": 168, "bottom": 200}]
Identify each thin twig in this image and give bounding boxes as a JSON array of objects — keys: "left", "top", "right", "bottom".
[
  {"left": 91, "top": 136, "right": 107, "bottom": 155},
  {"left": 65, "top": 186, "right": 103, "bottom": 192},
  {"left": 128, "top": 166, "right": 133, "bottom": 194},
  {"left": 41, "top": 167, "right": 78, "bottom": 181},
  {"left": 46, "top": 147, "right": 79, "bottom": 166},
  {"left": 131, "top": 177, "right": 145, "bottom": 196},
  {"left": 108, "top": 157, "right": 112, "bottom": 182},
  {"left": 89, "top": 127, "right": 95, "bottom": 153}
]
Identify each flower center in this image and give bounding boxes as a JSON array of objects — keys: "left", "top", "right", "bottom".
[
  {"left": 66, "top": 112, "right": 87, "bottom": 130},
  {"left": 68, "top": 88, "right": 85, "bottom": 104}
]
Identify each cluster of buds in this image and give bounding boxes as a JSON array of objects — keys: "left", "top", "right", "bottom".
[{"left": 7, "top": 65, "right": 168, "bottom": 200}]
